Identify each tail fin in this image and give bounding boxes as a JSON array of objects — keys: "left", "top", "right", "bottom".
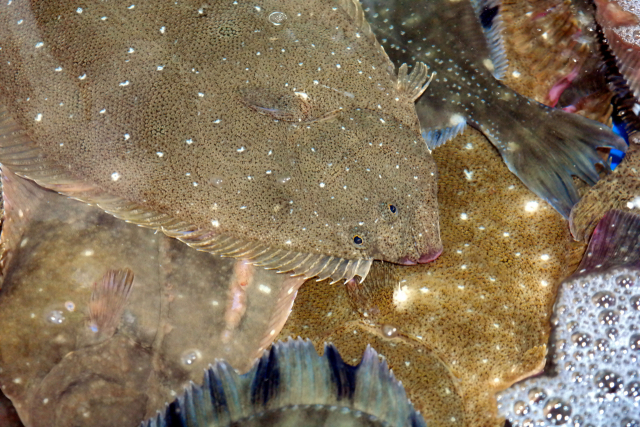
[{"left": 483, "top": 95, "right": 626, "bottom": 218}]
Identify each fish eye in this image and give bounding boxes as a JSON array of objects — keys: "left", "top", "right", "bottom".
[
  {"left": 380, "top": 202, "right": 398, "bottom": 221},
  {"left": 389, "top": 204, "right": 397, "bottom": 214},
  {"left": 353, "top": 235, "right": 364, "bottom": 246}
]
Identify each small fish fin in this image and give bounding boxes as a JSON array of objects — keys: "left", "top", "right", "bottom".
[
  {"left": 0, "top": 168, "right": 47, "bottom": 286},
  {"left": 240, "top": 87, "right": 313, "bottom": 122},
  {"left": 87, "top": 269, "right": 134, "bottom": 338},
  {"left": 396, "top": 63, "right": 435, "bottom": 102},
  {"left": 335, "top": 0, "right": 396, "bottom": 76},
  {"left": 469, "top": 0, "right": 508, "bottom": 80},
  {"left": 575, "top": 210, "right": 640, "bottom": 274},
  {"left": 487, "top": 100, "right": 627, "bottom": 218},
  {"left": 142, "top": 338, "right": 426, "bottom": 427},
  {"left": 422, "top": 120, "right": 468, "bottom": 150},
  {"left": 0, "top": 104, "right": 370, "bottom": 285}
]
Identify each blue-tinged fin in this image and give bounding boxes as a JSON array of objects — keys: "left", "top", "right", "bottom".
[
  {"left": 142, "top": 338, "right": 427, "bottom": 427},
  {"left": 469, "top": 0, "right": 508, "bottom": 80},
  {"left": 574, "top": 210, "right": 640, "bottom": 274},
  {"left": 422, "top": 121, "right": 467, "bottom": 150}
]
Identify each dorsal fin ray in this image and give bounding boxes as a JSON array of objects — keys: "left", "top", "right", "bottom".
[
  {"left": 469, "top": 0, "right": 508, "bottom": 80},
  {"left": 0, "top": 105, "right": 372, "bottom": 284}
]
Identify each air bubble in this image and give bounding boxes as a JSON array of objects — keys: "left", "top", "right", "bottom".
[
  {"left": 543, "top": 398, "right": 571, "bottom": 425},
  {"left": 571, "top": 332, "right": 592, "bottom": 348},
  {"left": 598, "top": 310, "right": 620, "bottom": 326},
  {"left": 594, "top": 371, "right": 624, "bottom": 396},
  {"left": 630, "top": 334, "right": 640, "bottom": 351},
  {"left": 277, "top": 174, "right": 292, "bottom": 185},
  {"left": 631, "top": 295, "right": 640, "bottom": 311},
  {"left": 621, "top": 418, "right": 640, "bottom": 427},
  {"left": 513, "top": 400, "right": 529, "bottom": 415},
  {"left": 624, "top": 381, "right": 640, "bottom": 401},
  {"left": 45, "top": 310, "right": 65, "bottom": 324},
  {"left": 594, "top": 339, "right": 609, "bottom": 352},
  {"left": 592, "top": 291, "right": 616, "bottom": 308},
  {"left": 528, "top": 387, "right": 547, "bottom": 405},
  {"left": 208, "top": 176, "right": 224, "bottom": 188},
  {"left": 268, "top": 11, "right": 287, "bottom": 25},
  {"left": 180, "top": 349, "right": 201, "bottom": 366},
  {"left": 607, "top": 327, "right": 619, "bottom": 340},
  {"left": 617, "top": 274, "right": 634, "bottom": 289},
  {"left": 381, "top": 324, "right": 398, "bottom": 338}
]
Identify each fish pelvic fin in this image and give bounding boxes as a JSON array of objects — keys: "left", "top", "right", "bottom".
[
  {"left": 0, "top": 104, "right": 372, "bottom": 285},
  {"left": 422, "top": 120, "right": 468, "bottom": 151},
  {"left": 397, "top": 62, "right": 435, "bottom": 102},
  {"left": 88, "top": 269, "right": 134, "bottom": 338},
  {"left": 482, "top": 98, "right": 627, "bottom": 218},
  {"left": 143, "top": 338, "right": 427, "bottom": 427}
]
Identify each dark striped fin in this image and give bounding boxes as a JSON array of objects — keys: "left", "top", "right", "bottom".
[
  {"left": 469, "top": 0, "right": 508, "bottom": 80},
  {"left": 142, "top": 338, "right": 426, "bottom": 427}
]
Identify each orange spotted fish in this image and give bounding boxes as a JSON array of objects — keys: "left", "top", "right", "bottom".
[{"left": 0, "top": 0, "right": 442, "bottom": 285}]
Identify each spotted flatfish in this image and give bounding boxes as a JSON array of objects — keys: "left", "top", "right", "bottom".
[
  {"left": 361, "top": 0, "right": 627, "bottom": 217},
  {"left": 0, "top": 0, "right": 442, "bottom": 284}
]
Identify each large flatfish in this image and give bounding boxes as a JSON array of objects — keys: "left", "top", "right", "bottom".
[
  {"left": 361, "top": 0, "right": 627, "bottom": 217},
  {"left": 0, "top": 0, "right": 442, "bottom": 284}
]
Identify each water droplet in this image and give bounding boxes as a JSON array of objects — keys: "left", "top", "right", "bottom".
[
  {"left": 180, "top": 349, "right": 201, "bottom": 366},
  {"left": 528, "top": 387, "right": 547, "bottom": 405},
  {"left": 277, "top": 174, "right": 292, "bottom": 184},
  {"left": 595, "top": 339, "right": 609, "bottom": 352},
  {"left": 617, "top": 274, "right": 635, "bottom": 289},
  {"left": 621, "top": 418, "right": 640, "bottom": 427},
  {"left": 592, "top": 291, "right": 616, "bottom": 308},
  {"left": 543, "top": 398, "right": 571, "bottom": 425},
  {"left": 594, "top": 371, "right": 624, "bottom": 396},
  {"left": 571, "top": 332, "right": 592, "bottom": 348},
  {"left": 381, "top": 324, "right": 398, "bottom": 338},
  {"left": 598, "top": 310, "right": 620, "bottom": 325},
  {"left": 607, "top": 327, "right": 619, "bottom": 340},
  {"left": 208, "top": 176, "right": 224, "bottom": 188},
  {"left": 513, "top": 400, "right": 529, "bottom": 415},
  {"left": 624, "top": 381, "right": 640, "bottom": 401},
  {"left": 268, "top": 11, "right": 287, "bottom": 25},
  {"left": 631, "top": 295, "right": 640, "bottom": 311},
  {"left": 630, "top": 334, "right": 640, "bottom": 351},
  {"left": 45, "top": 310, "right": 65, "bottom": 324},
  {"left": 572, "top": 415, "right": 584, "bottom": 427}
]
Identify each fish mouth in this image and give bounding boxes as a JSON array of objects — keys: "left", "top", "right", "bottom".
[{"left": 397, "top": 246, "right": 443, "bottom": 266}]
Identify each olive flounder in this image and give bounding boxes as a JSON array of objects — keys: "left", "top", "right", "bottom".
[{"left": 0, "top": 0, "right": 441, "bottom": 284}]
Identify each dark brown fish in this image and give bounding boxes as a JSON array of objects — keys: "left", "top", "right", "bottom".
[
  {"left": 0, "top": 0, "right": 443, "bottom": 284},
  {"left": 361, "top": 0, "right": 627, "bottom": 217}
]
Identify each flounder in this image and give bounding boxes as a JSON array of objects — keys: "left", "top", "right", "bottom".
[
  {"left": 0, "top": 0, "right": 442, "bottom": 284},
  {"left": 361, "top": 0, "right": 627, "bottom": 217}
]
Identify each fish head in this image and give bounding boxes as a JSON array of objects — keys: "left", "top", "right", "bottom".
[{"left": 282, "top": 108, "right": 442, "bottom": 266}]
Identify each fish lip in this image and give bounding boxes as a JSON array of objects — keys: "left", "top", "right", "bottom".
[
  {"left": 397, "top": 256, "right": 418, "bottom": 265},
  {"left": 417, "top": 247, "right": 443, "bottom": 264}
]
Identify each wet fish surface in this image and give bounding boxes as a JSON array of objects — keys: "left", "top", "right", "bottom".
[
  {"left": 144, "top": 338, "right": 427, "bottom": 427},
  {"left": 361, "top": 0, "right": 627, "bottom": 217},
  {"left": 0, "top": 169, "right": 306, "bottom": 427},
  {"left": 0, "top": 0, "right": 443, "bottom": 284}
]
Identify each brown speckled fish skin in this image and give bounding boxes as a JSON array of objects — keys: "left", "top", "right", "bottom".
[{"left": 0, "top": 0, "right": 441, "bottom": 271}]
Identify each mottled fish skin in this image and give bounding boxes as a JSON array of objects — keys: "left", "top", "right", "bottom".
[
  {"left": 144, "top": 338, "right": 427, "bottom": 427},
  {"left": 0, "top": 0, "right": 442, "bottom": 282},
  {"left": 361, "top": 0, "right": 628, "bottom": 218}
]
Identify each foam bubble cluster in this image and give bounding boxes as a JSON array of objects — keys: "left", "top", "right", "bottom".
[{"left": 497, "top": 266, "right": 640, "bottom": 426}]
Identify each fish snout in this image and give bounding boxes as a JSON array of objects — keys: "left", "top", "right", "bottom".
[
  {"left": 397, "top": 256, "right": 418, "bottom": 265},
  {"left": 418, "top": 246, "right": 443, "bottom": 264}
]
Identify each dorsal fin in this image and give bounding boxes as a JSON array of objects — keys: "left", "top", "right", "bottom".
[
  {"left": 335, "top": 0, "right": 396, "bottom": 77},
  {"left": 0, "top": 105, "right": 372, "bottom": 284},
  {"left": 469, "top": 0, "right": 508, "bottom": 80}
]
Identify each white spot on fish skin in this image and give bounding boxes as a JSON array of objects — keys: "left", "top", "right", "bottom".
[
  {"left": 35, "top": 42, "right": 44, "bottom": 48},
  {"left": 76, "top": 7, "right": 83, "bottom": 13},
  {"left": 186, "top": 138, "right": 193, "bottom": 145},
  {"left": 79, "top": 73, "right": 87, "bottom": 80},
  {"left": 156, "top": 151, "right": 164, "bottom": 157},
  {"left": 540, "top": 280, "right": 548, "bottom": 287},
  {"left": 128, "top": 4, "right": 135, "bottom": 9},
  {"left": 157, "top": 65, "right": 164, "bottom": 70},
  {"left": 159, "top": 26, "right": 166, "bottom": 34},
  {"left": 463, "top": 169, "right": 473, "bottom": 180},
  {"left": 83, "top": 249, "right": 94, "bottom": 257},
  {"left": 237, "top": 146, "right": 246, "bottom": 153},
  {"left": 449, "top": 114, "right": 465, "bottom": 126},
  {"left": 524, "top": 201, "right": 539, "bottom": 212},
  {"left": 211, "top": 220, "right": 220, "bottom": 227},
  {"left": 319, "top": 182, "right": 325, "bottom": 188},
  {"left": 99, "top": 109, "right": 106, "bottom": 114},
  {"left": 124, "top": 133, "right": 130, "bottom": 140},
  {"left": 482, "top": 58, "right": 494, "bottom": 72},
  {"left": 128, "top": 47, "right": 135, "bottom": 53},
  {"left": 198, "top": 92, "right": 204, "bottom": 97},
  {"left": 54, "top": 66, "right": 63, "bottom": 72},
  {"left": 512, "top": 70, "right": 521, "bottom": 78},
  {"left": 540, "top": 254, "right": 550, "bottom": 261},
  {"left": 258, "top": 284, "right": 271, "bottom": 294},
  {"left": 34, "top": 113, "right": 42, "bottom": 122},
  {"left": 111, "top": 172, "right": 121, "bottom": 181},
  {"left": 460, "top": 212, "right": 468, "bottom": 220},
  {"left": 213, "top": 119, "right": 221, "bottom": 124},
  {"left": 119, "top": 80, "right": 130, "bottom": 86},
  {"left": 626, "top": 196, "right": 640, "bottom": 209},
  {"left": 465, "top": 143, "right": 473, "bottom": 150}
]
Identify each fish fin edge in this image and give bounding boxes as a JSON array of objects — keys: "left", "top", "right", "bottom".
[
  {"left": 397, "top": 63, "right": 435, "bottom": 102},
  {"left": 87, "top": 269, "right": 134, "bottom": 338},
  {"left": 469, "top": 0, "right": 508, "bottom": 80},
  {"left": 422, "top": 121, "right": 467, "bottom": 150}
]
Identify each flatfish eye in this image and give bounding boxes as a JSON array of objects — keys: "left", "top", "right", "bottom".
[
  {"left": 380, "top": 202, "right": 399, "bottom": 221},
  {"left": 353, "top": 235, "right": 364, "bottom": 247}
]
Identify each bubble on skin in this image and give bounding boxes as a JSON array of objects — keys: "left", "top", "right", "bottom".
[
  {"left": 45, "top": 310, "right": 65, "bottom": 324},
  {"left": 497, "top": 267, "right": 640, "bottom": 425},
  {"left": 381, "top": 324, "right": 398, "bottom": 338},
  {"left": 268, "top": 11, "right": 286, "bottom": 25},
  {"left": 180, "top": 349, "right": 201, "bottom": 366}
]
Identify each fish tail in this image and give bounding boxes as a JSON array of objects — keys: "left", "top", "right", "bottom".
[
  {"left": 480, "top": 95, "right": 627, "bottom": 218},
  {"left": 87, "top": 268, "right": 134, "bottom": 338}
]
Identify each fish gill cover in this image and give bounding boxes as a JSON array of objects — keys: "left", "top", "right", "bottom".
[{"left": 0, "top": 0, "right": 444, "bottom": 285}]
